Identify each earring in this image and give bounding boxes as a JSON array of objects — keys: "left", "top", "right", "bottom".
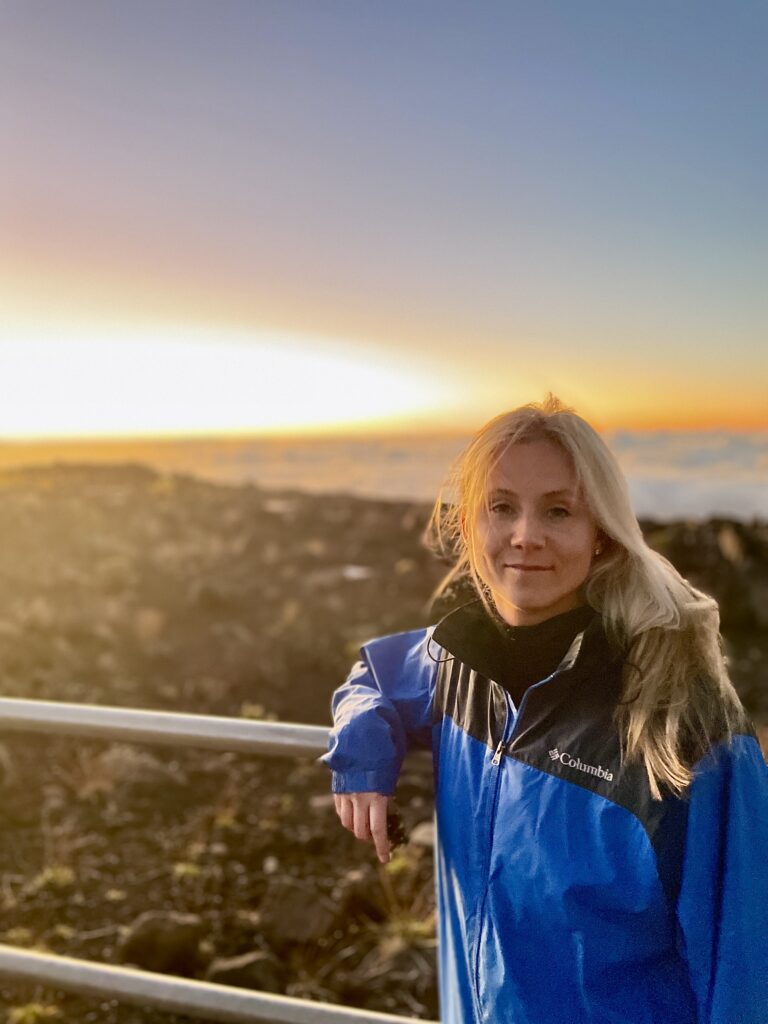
[{"left": 593, "top": 545, "right": 602, "bottom": 557}]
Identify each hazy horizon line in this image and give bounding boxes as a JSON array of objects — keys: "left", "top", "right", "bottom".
[{"left": 2, "top": 423, "right": 768, "bottom": 446}]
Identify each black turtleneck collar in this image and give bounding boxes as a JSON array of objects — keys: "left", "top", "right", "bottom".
[
  {"left": 432, "top": 598, "right": 624, "bottom": 700},
  {"left": 487, "top": 602, "right": 597, "bottom": 644}
]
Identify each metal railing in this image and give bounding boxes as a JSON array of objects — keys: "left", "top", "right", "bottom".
[
  {"left": 0, "top": 696, "right": 328, "bottom": 756},
  {"left": 0, "top": 697, "right": 437, "bottom": 1023}
]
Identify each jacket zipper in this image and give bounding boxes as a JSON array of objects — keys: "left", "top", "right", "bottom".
[
  {"left": 472, "top": 689, "right": 514, "bottom": 1016},
  {"left": 468, "top": 631, "right": 587, "bottom": 1016}
]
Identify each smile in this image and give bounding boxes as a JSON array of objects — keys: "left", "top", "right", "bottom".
[{"left": 505, "top": 565, "right": 553, "bottom": 572}]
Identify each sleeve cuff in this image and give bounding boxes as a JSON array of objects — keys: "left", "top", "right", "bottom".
[{"left": 329, "top": 766, "right": 399, "bottom": 796}]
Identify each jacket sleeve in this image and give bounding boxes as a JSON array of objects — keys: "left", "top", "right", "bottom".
[
  {"left": 318, "top": 627, "right": 436, "bottom": 796},
  {"left": 675, "top": 732, "right": 768, "bottom": 1023}
]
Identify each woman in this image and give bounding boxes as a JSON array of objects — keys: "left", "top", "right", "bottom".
[{"left": 321, "top": 395, "right": 767, "bottom": 1024}]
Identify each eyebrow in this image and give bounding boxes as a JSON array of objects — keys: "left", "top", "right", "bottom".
[{"left": 488, "top": 488, "right": 576, "bottom": 499}]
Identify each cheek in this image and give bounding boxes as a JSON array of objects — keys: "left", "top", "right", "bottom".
[
  {"left": 468, "top": 526, "right": 493, "bottom": 575},
  {"left": 559, "top": 527, "right": 597, "bottom": 568},
  {"left": 479, "top": 538, "right": 507, "bottom": 582},
  {"left": 472, "top": 519, "right": 497, "bottom": 556}
]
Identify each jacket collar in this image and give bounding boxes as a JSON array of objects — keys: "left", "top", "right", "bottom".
[{"left": 431, "top": 598, "right": 625, "bottom": 685}]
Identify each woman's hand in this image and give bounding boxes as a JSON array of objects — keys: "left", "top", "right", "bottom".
[{"left": 333, "top": 792, "right": 392, "bottom": 864}]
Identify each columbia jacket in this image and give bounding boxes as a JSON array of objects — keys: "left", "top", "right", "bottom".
[{"left": 321, "top": 601, "right": 768, "bottom": 1024}]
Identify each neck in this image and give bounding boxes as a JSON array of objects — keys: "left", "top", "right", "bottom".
[{"left": 490, "top": 602, "right": 593, "bottom": 633}]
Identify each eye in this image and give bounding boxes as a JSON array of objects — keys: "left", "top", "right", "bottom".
[
  {"left": 489, "top": 502, "right": 515, "bottom": 516},
  {"left": 548, "top": 507, "right": 572, "bottom": 518}
]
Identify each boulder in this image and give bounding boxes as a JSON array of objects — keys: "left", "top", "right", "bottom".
[
  {"left": 258, "top": 878, "right": 340, "bottom": 946},
  {"left": 116, "top": 910, "right": 205, "bottom": 975},
  {"left": 204, "top": 949, "right": 286, "bottom": 992}
]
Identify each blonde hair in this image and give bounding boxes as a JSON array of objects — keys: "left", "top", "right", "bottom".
[{"left": 423, "top": 394, "right": 746, "bottom": 799}]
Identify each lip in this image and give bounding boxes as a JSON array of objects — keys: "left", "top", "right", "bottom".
[{"left": 505, "top": 564, "right": 553, "bottom": 572}]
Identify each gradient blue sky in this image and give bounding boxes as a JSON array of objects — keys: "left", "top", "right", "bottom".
[{"left": 1, "top": 1, "right": 766, "bottom": 435}]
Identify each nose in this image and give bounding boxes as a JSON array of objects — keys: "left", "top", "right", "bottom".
[{"left": 508, "top": 512, "right": 545, "bottom": 548}]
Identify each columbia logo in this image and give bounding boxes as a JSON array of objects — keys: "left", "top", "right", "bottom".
[{"left": 548, "top": 746, "right": 614, "bottom": 782}]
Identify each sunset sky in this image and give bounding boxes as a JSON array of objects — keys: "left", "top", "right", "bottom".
[{"left": 1, "top": 1, "right": 766, "bottom": 438}]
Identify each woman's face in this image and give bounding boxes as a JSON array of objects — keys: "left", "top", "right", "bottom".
[{"left": 472, "top": 438, "right": 599, "bottom": 626}]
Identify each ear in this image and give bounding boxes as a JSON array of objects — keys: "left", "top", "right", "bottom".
[{"left": 593, "top": 529, "right": 609, "bottom": 556}]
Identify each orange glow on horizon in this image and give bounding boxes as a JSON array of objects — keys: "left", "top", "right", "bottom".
[
  {"left": 1, "top": 258, "right": 765, "bottom": 439},
  {"left": 0, "top": 323, "right": 463, "bottom": 440},
  {"left": 1, "top": 415, "right": 764, "bottom": 447}
]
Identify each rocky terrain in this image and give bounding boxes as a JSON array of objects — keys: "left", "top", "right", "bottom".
[{"left": 0, "top": 462, "right": 765, "bottom": 1022}]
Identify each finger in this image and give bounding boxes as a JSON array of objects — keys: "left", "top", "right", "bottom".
[
  {"left": 336, "top": 795, "right": 353, "bottom": 831},
  {"left": 369, "top": 797, "right": 390, "bottom": 864},
  {"left": 352, "top": 797, "right": 373, "bottom": 842},
  {"left": 334, "top": 793, "right": 346, "bottom": 819}
]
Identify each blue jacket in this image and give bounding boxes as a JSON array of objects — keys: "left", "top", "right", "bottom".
[{"left": 321, "top": 601, "right": 768, "bottom": 1024}]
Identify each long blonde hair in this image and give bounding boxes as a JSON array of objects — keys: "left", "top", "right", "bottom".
[{"left": 423, "top": 394, "right": 746, "bottom": 799}]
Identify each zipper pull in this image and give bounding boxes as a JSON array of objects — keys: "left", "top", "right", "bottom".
[{"left": 491, "top": 740, "right": 505, "bottom": 766}]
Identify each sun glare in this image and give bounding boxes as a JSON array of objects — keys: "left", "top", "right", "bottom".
[{"left": 0, "top": 325, "right": 451, "bottom": 439}]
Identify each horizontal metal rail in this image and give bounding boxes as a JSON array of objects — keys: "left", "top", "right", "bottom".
[
  {"left": 0, "top": 697, "right": 329, "bottom": 756},
  {"left": 0, "top": 699, "right": 436, "bottom": 1022},
  {"left": 0, "top": 945, "right": 436, "bottom": 1023}
]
